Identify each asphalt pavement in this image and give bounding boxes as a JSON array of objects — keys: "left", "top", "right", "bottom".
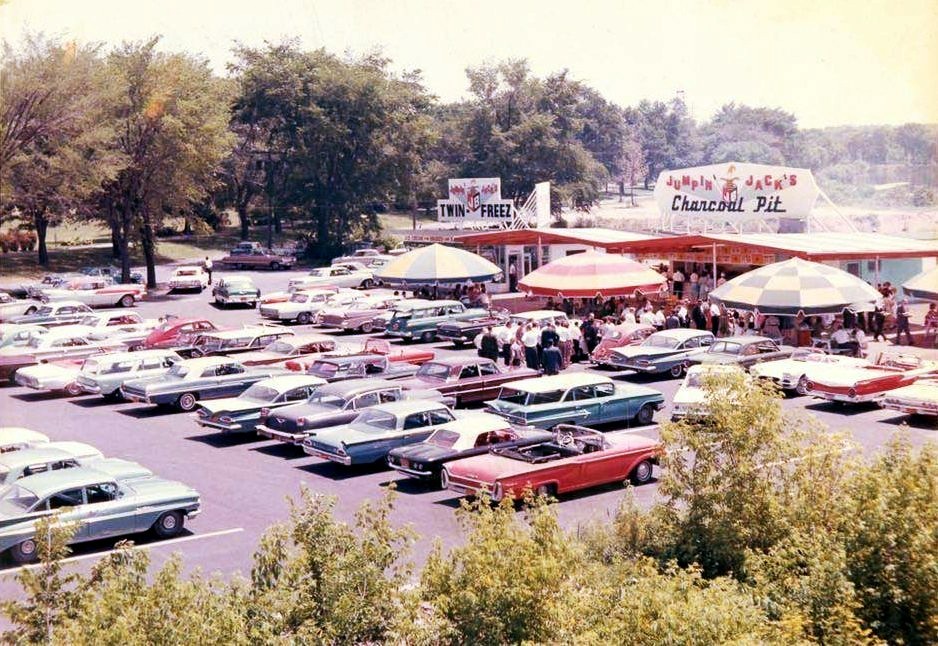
[{"left": 0, "top": 262, "right": 935, "bottom": 596}]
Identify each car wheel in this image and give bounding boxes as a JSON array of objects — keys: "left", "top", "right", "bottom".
[
  {"left": 453, "top": 340, "right": 464, "bottom": 348},
  {"left": 635, "top": 403, "right": 655, "bottom": 425},
  {"left": 440, "top": 468, "right": 451, "bottom": 490},
  {"left": 153, "top": 511, "right": 185, "bottom": 538},
  {"left": 250, "top": 301, "right": 257, "bottom": 309},
  {"left": 177, "top": 392, "right": 198, "bottom": 411},
  {"left": 420, "top": 331, "right": 434, "bottom": 343},
  {"left": 297, "top": 312, "right": 311, "bottom": 325},
  {"left": 535, "top": 483, "right": 555, "bottom": 498},
  {"left": 10, "top": 538, "right": 38, "bottom": 564},
  {"left": 270, "top": 261, "right": 281, "bottom": 270},
  {"left": 103, "top": 390, "right": 125, "bottom": 402},
  {"left": 630, "top": 459, "right": 654, "bottom": 485},
  {"left": 795, "top": 375, "right": 809, "bottom": 396},
  {"left": 119, "top": 294, "right": 135, "bottom": 308},
  {"left": 360, "top": 321, "right": 373, "bottom": 333},
  {"left": 360, "top": 279, "right": 374, "bottom": 289},
  {"left": 669, "top": 363, "right": 684, "bottom": 378},
  {"left": 65, "top": 381, "right": 83, "bottom": 396}
]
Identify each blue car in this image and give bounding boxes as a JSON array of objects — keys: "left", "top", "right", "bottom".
[
  {"left": 484, "top": 373, "right": 664, "bottom": 429},
  {"left": 301, "top": 400, "right": 456, "bottom": 465},
  {"left": 607, "top": 329, "right": 714, "bottom": 377}
]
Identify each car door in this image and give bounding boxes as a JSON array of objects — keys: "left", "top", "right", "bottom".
[
  {"left": 41, "top": 487, "right": 90, "bottom": 540},
  {"left": 216, "top": 363, "right": 250, "bottom": 396},
  {"left": 591, "top": 381, "right": 621, "bottom": 421},
  {"left": 565, "top": 385, "right": 599, "bottom": 423},
  {"left": 82, "top": 482, "right": 127, "bottom": 539},
  {"left": 474, "top": 361, "right": 502, "bottom": 400}
]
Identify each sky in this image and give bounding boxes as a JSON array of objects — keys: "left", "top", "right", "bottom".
[{"left": 2, "top": 0, "right": 936, "bottom": 128}]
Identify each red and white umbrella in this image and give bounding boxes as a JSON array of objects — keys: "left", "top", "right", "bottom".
[{"left": 518, "top": 251, "right": 665, "bottom": 298}]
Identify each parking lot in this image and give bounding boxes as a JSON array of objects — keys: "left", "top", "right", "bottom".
[{"left": 0, "top": 263, "right": 935, "bottom": 594}]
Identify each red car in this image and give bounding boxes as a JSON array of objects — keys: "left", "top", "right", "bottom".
[
  {"left": 283, "top": 338, "right": 434, "bottom": 372},
  {"left": 442, "top": 425, "right": 661, "bottom": 501},
  {"left": 805, "top": 352, "right": 938, "bottom": 404},
  {"left": 591, "top": 323, "right": 656, "bottom": 366},
  {"left": 143, "top": 317, "right": 223, "bottom": 350}
]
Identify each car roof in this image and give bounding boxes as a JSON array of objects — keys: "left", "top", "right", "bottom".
[
  {"left": 369, "top": 399, "right": 449, "bottom": 415},
  {"left": 86, "top": 349, "right": 177, "bottom": 363},
  {"left": 41, "top": 300, "right": 87, "bottom": 308},
  {"left": 687, "top": 364, "right": 744, "bottom": 375},
  {"left": 0, "top": 428, "right": 50, "bottom": 444},
  {"left": 423, "top": 356, "right": 491, "bottom": 367},
  {"left": 178, "top": 356, "right": 241, "bottom": 369},
  {"left": 504, "top": 372, "right": 613, "bottom": 393},
  {"left": 201, "top": 327, "right": 290, "bottom": 340},
  {"left": 318, "top": 378, "right": 401, "bottom": 396},
  {"left": 437, "top": 412, "right": 511, "bottom": 436},
  {"left": 652, "top": 328, "right": 712, "bottom": 340},
  {"left": 0, "top": 442, "right": 101, "bottom": 468},
  {"left": 255, "top": 374, "right": 326, "bottom": 390},
  {"left": 315, "top": 353, "right": 383, "bottom": 365},
  {"left": 14, "top": 466, "right": 123, "bottom": 498},
  {"left": 393, "top": 299, "right": 459, "bottom": 310},
  {"left": 716, "top": 335, "right": 774, "bottom": 344}
]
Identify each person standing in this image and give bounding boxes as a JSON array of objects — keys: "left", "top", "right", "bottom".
[
  {"left": 672, "top": 268, "right": 684, "bottom": 299},
  {"left": 540, "top": 322, "right": 559, "bottom": 354},
  {"left": 709, "top": 300, "right": 722, "bottom": 336},
  {"left": 689, "top": 269, "right": 700, "bottom": 300},
  {"left": 480, "top": 326, "right": 499, "bottom": 362},
  {"left": 498, "top": 321, "right": 515, "bottom": 366},
  {"left": 582, "top": 315, "right": 599, "bottom": 355},
  {"left": 699, "top": 274, "right": 711, "bottom": 301},
  {"left": 924, "top": 302, "right": 938, "bottom": 347},
  {"left": 691, "top": 300, "right": 707, "bottom": 330},
  {"left": 895, "top": 297, "right": 914, "bottom": 345},
  {"left": 557, "top": 321, "right": 572, "bottom": 368},
  {"left": 569, "top": 320, "right": 584, "bottom": 362},
  {"left": 508, "top": 261, "right": 518, "bottom": 293},
  {"left": 203, "top": 256, "right": 213, "bottom": 285},
  {"left": 717, "top": 272, "right": 727, "bottom": 287},
  {"left": 522, "top": 324, "right": 540, "bottom": 370},
  {"left": 872, "top": 305, "right": 886, "bottom": 341},
  {"left": 541, "top": 341, "right": 562, "bottom": 375}
]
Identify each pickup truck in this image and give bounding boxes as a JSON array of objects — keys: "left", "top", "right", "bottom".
[{"left": 218, "top": 249, "right": 296, "bottom": 270}]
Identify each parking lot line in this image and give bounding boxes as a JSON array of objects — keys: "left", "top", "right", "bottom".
[{"left": 3, "top": 527, "right": 244, "bottom": 575}]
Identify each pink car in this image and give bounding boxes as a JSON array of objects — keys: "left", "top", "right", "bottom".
[{"left": 591, "top": 324, "right": 656, "bottom": 366}]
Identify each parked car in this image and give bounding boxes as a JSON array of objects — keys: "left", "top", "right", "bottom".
[
  {"left": 218, "top": 248, "right": 295, "bottom": 270},
  {"left": 0, "top": 324, "right": 48, "bottom": 349},
  {"left": 671, "top": 364, "right": 747, "bottom": 420},
  {"left": 387, "top": 412, "right": 552, "bottom": 487},
  {"left": 289, "top": 263, "right": 375, "bottom": 290},
  {"left": 393, "top": 357, "right": 539, "bottom": 408},
  {"left": 178, "top": 327, "right": 295, "bottom": 359},
  {"left": 281, "top": 337, "right": 434, "bottom": 372},
  {"left": 485, "top": 373, "right": 665, "bottom": 429},
  {"left": 18, "top": 274, "right": 80, "bottom": 299},
  {"left": 0, "top": 441, "right": 103, "bottom": 487},
  {"left": 229, "top": 241, "right": 264, "bottom": 255},
  {"left": 0, "top": 428, "right": 50, "bottom": 453},
  {"left": 306, "top": 354, "right": 420, "bottom": 382},
  {"left": 168, "top": 266, "right": 209, "bottom": 292},
  {"left": 57, "top": 311, "right": 158, "bottom": 348},
  {"left": 78, "top": 266, "right": 144, "bottom": 284},
  {"left": 235, "top": 333, "right": 338, "bottom": 367},
  {"left": 607, "top": 329, "right": 714, "bottom": 377},
  {"left": 301, "top": 400, "right": 456, "bottom": 466},
  {"left": 435, "top": 310, "right": 509, "bottom": 347},
  {"left": 804, "top": 353, "right": 938, "bottom": 404},
  {"left": 0, "top": 330, "right": 124, "bottom": 382},
  {"left": 879, "top": 378, "right": 938, "bottom": 419},
  {"left": 386, "top": 300, "right": 488, "bottom": 343},
  {"left": 193, "top": 374, "right": 325, "bottom": 434},
  {"left": 76, "top": 349, "right": 182, "bottom": 400},
  {"left": 748, "top": 348, "right": 871, "bottom": 395},
  {"left": 318, "top": 295, "right": 405, "bottom": 333},
  {"left": 212, "top": 275, "right": 261, "bottom": 308},
  {"left": 0, "top": 467, "right": 201, "bottom": 563},
  {"left": 688, "top": 335, "right": 796, "bottom": 370},
  {"left": 590, "top": 323, "right": 657, "bottom": 367},
  {"left": 14, "top": 358, "right": 86, "bottom": 395},
  {"left": 331, "top": 248, "right": 383, "bottom": 265},
  {"left": 9, "top": 300, "right": 94, "bottom": 327},
  {"left": 259, "top": 286, "right": 344, "bottom": 307},
  {"left": 0, "top": 293, "right": 40, "bottom": 323},
  {"left": 37, "top": 277, "right": 146, "bottom": 308},
  {"left": 255, "top": 379, "right": 443, "bottom": 445},
  {"left": 142, "top": 317, "right": 223, "bottom": 350},
  {"left": 120, "top": 357, "right": 288, "bottom": 411},
  {"left": 442, "top": 425, "right": 661, "bottom": 502},
  {"left": 259, "top": 290, "right": 359, "bottom": 325}
]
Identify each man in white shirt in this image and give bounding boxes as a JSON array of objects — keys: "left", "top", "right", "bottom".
[
  {"left": 497, "top": 322, "right": 514, "bottom": 366},
  {"left": 556, "top": 322, "right": 571, "bottom": 368},
  {"left": 689, "top": 271, "right": 699, "bottom": 299},
  {"left": 709, "top": 300, "right": 722, "bottom": 336},
  {"left": 521, "top": 324, "right": 540, "bottom": 370},
  {"left": 639, "top": 308, "right": 656, "bottom": 327},
  {"left": 568, "top": 321, "right": 584, "bottom": 362},
  {"left": 653, "top": 308, "right": 666, "bottom": 330},
  {"left": 831, "top": 325, "right": 859, "bottom": 356},
  {"left": 672, "top": 269, "right": 685, "bottom": 298}
]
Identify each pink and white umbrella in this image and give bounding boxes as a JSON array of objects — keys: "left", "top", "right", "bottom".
[{"left": 518, "top": 251, "right": 665, "bottom": 298}]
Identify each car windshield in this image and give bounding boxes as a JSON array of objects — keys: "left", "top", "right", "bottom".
[
  {"left": 416, "top": 362, "right": 451, "bottom": 379},
  {"left": 100, "top": 360, "right": 136, "bottom": 375},
  {"left": 240, "top": 384, "right": 279, "bottom": 402},
  {"left": 309, "top": 269, "right": 329, "bottom": 277},
  {"left": 643, "top": 335, "right": 680, "bottom": 349},
  {"left": 351, "top": 409, "right": 398, "bottom": 432},
  {"left": 310, "top": 361, "right": 339, "bottom": 376},
  {"left": 78, "top": 316, "right": 99, "bottom": 326},
  {"left": 0, "top": 484, "right": 39, "bottom": 513},
  {"left": 426, "top": 429, "right": 461, "bottom": 449},
  {"left": 307, "top": 392, "right": 347, "bottom": 409},
  {"left": 221, "top": 338, "right": 250, "bottom": 349},
  {"left": 167, "top": 364, "right": 190, "bottom": 378},
  {"left": 289, "top": 293, "right": 309, "bottom": 303},
  {"left": 227, "top": 280, "right": 253, "bottom": 290},
  {"left": 35, "top": 307, "right": 53, "bottom": 316},
  {"left": 264, "top": 341, "right": 295, "bottom": 355},
  {"left": 497, "top": 388, "right": 528, "bottom": 405},
  {"left": 81, "top": 359, "right": 100, "bottom": 373}
]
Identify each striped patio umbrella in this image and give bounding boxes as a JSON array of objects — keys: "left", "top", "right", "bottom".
[
  {"left": 518, "top": 251, "right": 665, "bottom": 298},
  {"left": 903, "top": 265, "right": 938, "bottom": 301},
  {"left": 708, "top": 257, "right": 881, "bottom": 315},
  {"left": 373, "top": 243, "right": 501, "bottom": 285}
]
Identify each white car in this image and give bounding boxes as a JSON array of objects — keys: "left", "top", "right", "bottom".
[
  {"left": 671, "top": 364, "right": 746, "bottom": 420},
  {"left": 0, "top": 324, "right": 49, "bottom": 349},
  {"left": 749, "top": 348, "right": 871, "bottom": 395},
  {"left": 0, "top": 442, "right": 103, "bottom": 487},
  {"left": 14, "top": 359, "right": 86, "bottom": 395},
  {"left": 168, "top": 266, "right": 209, "bottom": 292},
  {"left": 288, "top": 263, "right": 376, "bottom": 291},
  {"left": 0, "top": 293, "right": 40, "bottom": 322},
  {"left": 0, "top": 329, "right": 125, "bottom": 383},
  {"left": 38, "top": 277, "right": 146, "bottom": 308},
  {"left": 56, "top": 311, "right": 157, "bottom": 340},
  {"left": 74, "top": 349, "right": 182, "bottom": 400},
  {"left": 0, "top": 428, "right": 49, "bottom": 453},
  {"left": 260, "top": 290, "right": 360, "bottom": 325},
  {"left": 880, "top": 378, "right": 938, "bottom": 418}
]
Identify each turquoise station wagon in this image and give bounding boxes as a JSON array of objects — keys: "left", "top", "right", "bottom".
[
  {"left": 385, "top": 300, "right": 487, "bottom": 343},
  {"left": 485, "top": 373, "right": 665, "bottom": 429}
]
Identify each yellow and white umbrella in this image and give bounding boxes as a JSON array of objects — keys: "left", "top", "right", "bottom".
[
  {"left": 903, "top": 265, "right": 938, "bottom": 301},
  {"left": 374, "top": 244, "right": 501, "bottom": 285}
]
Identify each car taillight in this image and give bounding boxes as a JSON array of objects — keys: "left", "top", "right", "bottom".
[
  {"left": 805, "top": 381, "right": 814, "bottom": 390},
  {"left": 296, "top": 417, "right": 306, "bottom": 426}
]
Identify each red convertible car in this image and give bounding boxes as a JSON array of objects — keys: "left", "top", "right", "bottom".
[
  {"left": 442, "top": 425, "right": 661, "bottom": 501},
  {"left": 283, "top": 338, "right": 434, "bottom": 372},
  {"left": 805, "top": 352, "right": 938, "bottom": 404},
  {"left": 143, "top": 317, "right": 223, "bottom": 350},
  {"left": 591, "top": 323, "right": 656, "bottom": 367}
]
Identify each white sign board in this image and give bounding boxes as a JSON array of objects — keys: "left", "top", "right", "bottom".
[
  {"left": 437, "top": 178, "right": 515, "bottom": 222},
  {"left": 653, "top": 162, "right": 819, "bottom": 229}
]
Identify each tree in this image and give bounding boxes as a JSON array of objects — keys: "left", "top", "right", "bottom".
[
  {"left": 0, "top": 35, "right": 122, "bottom": 265},
  {"left": 699, "top": 103, "right": 798, "bottom": 166},
  {"left": 626, "top": 97, "right": 699, "bottom": 188},
  {"left": 101, "top": 37, "right": 233, "bottom": 286}
]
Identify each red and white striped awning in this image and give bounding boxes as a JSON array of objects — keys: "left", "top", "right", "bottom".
[{"left": 519, "top": 252, "right": 665, "bottom": 298}]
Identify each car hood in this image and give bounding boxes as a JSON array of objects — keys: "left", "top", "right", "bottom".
[
  {"left": 446, "top": 452, "right": 557, "bottom": 481},
  {"left": 673, "top": 388, "right": 707, "bottom": 406},
  {"left": 610, "top": 346, "right": 683, "bottom": 361},
  {"left": 15, "top": 363, "right": 79, "bottom": 379},
  {"left": 236, "top": 350, "right": 287, "bottom": 364},
  {"left": 392, "top": 375, "right": 444, "bottom": 391},
  {"left": 198, "top": 396, "right": 267, "bottom": 415}
]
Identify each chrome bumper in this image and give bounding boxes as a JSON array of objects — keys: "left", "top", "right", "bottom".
[
  {"left": 255, "top": 425, "right": 305, "bottom": 444},
  {"left": 302, "top": 445, "right": 352, "bottom": 465}
]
